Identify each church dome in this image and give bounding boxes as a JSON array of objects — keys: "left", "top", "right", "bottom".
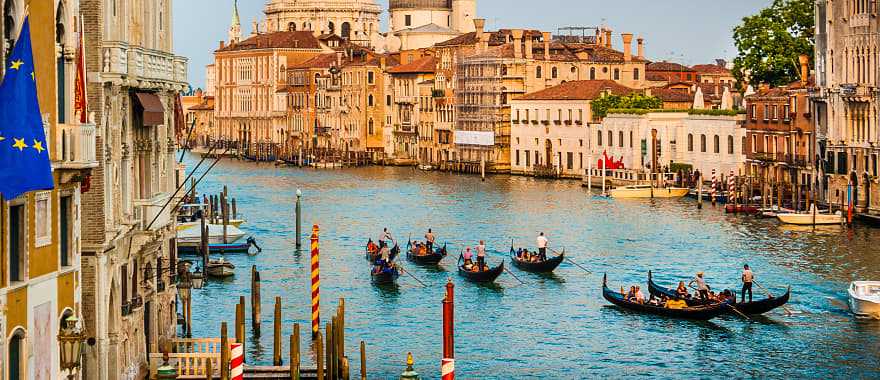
[{"left": 389, "top": 0, "right": 452, "bottom": 10}]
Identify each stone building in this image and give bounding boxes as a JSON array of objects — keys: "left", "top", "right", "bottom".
[
  {"left": 1, "top": 1, "right": 91, "bottom": 378},
  {"left": 263, "top": 0, "right": 381, "bottom": 46},
  {"left": 340, "top": 51, "right": 391, "bottom": 156},
  {"left": 646, "top": 61, "right": 697, "bottom": 83},
  {"left": 387, "top": 55, "right": 436, "bottom": 162},
  {"left": 388, "top": 0, "right": 475, "bottom": 51},
  {"left": 181, "top": 89, "right": 215, "bottom": 148},
  {"left": 813, "top": 0, "right": 879, "bottom": 214},
  {"left": 78, "top": 0, "right": 189, "bottom": 379}
]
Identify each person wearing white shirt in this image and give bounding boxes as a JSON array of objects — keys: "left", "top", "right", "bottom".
[{"left": 536, "top": 232, "right": 549, "bottom": 261}]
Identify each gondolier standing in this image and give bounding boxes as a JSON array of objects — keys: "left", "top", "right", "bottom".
[
  {"left": 536, "top": 232, "right": 548, "bottom": 261},
  {"left": 741, "top": 264, "right": 754, "bottom": 303},
  {"left": 425, "top": 229, "right": 436, "bottom": 252},
  {"left": 476, "top": 240, "right": 487, "bottom": 271},
  {"left": 379, "top": 228, "right": 393, "bottom": 247},
  {"left": 689, "top": 272, "right": 710, "bottom": 301}
]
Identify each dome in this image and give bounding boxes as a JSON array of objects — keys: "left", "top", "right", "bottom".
[{"left": 389, "top": 0, "right": 452, "bottom": 10}]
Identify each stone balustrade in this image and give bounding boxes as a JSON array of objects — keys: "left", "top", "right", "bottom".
[
  {"left": 55, "top": 122, "right": 99, "bottom": 169},
  {"left": 102, "top": 41, "right": 189, "bottom": 89}
]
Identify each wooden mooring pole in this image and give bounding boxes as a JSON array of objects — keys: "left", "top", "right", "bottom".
[
  {"left": 316, "top": 333, "right": 324, "bottom": 380},
  {"left": 359, "top": 341, "right": 366, "bottom": 380},
  {"left": 221, "top": 322, "right": 230, "bottom": 380},
  {"left": 252, "top": 266, "right": 262, "bottom": 336},
  {"left": 237, "top": 296, "right": 246, "bottom": 361},
  {"left": 274, "top": 296, "right": 282, "bottom": 366},
  {"left": 291, "top": 323, "right": 301, "bottom": 380}
]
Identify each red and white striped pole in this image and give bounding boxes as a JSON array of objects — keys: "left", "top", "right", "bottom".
[
  {"left": 441, "top": 279, "right": 455, "bottom": 380},
  {"left": 230, "top": 343, "right": 244, "bottom": 380},
  {"left": 728, "top": 170, "right": 735, "bottom": 205},
  {"left": 711, "top": 169, "right": 717, "bottom": 203},
  {"left": 311, "top": 224, "right": 321, "bottom": 339}
]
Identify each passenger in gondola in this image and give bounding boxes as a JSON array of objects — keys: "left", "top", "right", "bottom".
[
  {"left": 476, "top": 240, "right": 487, "bottom": 271},
  {"left": 515, "top": 248, "right": 523, "bottom": 259},
  {"left": 521, "top": 248, "right": 530, "bottom": 261},
  {"left": 676, "top": 281, "right": 690, "bottom": 298},
  {"left": 367, "top": 239, "right": 378, "bottom": 255},
  {"left": 689, "top": 272, "right": 710, "bottom": 301},
  {"left": 419, "top": 242, "right": 428, "bottom": 256},
  {"left": 626, "top": 286, "right": 636, "bottom": 301},
  {"left": 634, "top": 286, "right": 646, "bottom": 304},
  {"left": 425, "top": 229, "right": 435, "bottom": 252},
  {"left": 462, "top": 247, "right": 475, "bottom": 271},
  {"left": 380, "top": 242, "right": 391, "bottom": 265}
]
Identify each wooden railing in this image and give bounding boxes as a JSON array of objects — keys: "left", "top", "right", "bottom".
[{"left": 148, "top": 338, "right": 237, "bottom": 379}]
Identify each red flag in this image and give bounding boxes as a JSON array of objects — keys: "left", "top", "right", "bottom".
[{"left": 74, "top": 15, "right": 87, "bottom": 123}]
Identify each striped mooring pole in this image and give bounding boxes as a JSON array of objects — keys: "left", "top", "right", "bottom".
[
  {"left": 310, "top": 224, "right": 321, "bottom": 339},
  {"left": 711, "top": 169, "right": 717, "bottom": 203},
  {"left": 728, "top": 170, "right": 735, "bottom": 204},
  {"left": 230, "top": 343, "right": 244, "bottom": 380}
]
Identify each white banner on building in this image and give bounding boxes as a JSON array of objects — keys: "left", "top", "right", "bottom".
[{"left": 454, "top": 130, "right": 495, "bottom": 146}]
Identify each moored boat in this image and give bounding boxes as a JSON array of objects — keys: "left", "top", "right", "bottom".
[
  {"left": 848, "top": 281, "right": 880, "bottom": 319},
  {"left": 177, "top": 223, "right": 246, "bottom": 245},
  {"left": 610, "top": 185, "right": 689, "bottom": 199},
  {"left": 406, "top": 240, "right": 447, "bottom": 265},
  {"left": 457, "top": 256, "right": 504, "bottom": 283},
  {"left": 602, "top": 274, "right": 729, "bottom": 320},
  {"left": 647, "top": 271, "right": 791, "bottom": 315},
  {"left": 206, "top": 258, "right": 235, "bottom": 278},
  {"left": 724, "top": 204, "right": 760, "bottom": 214},
  {"left": 509, "top": 247, "right": 564, "bottom": 273},
  {"left": 777, "top": 210, "right": 843, "bottom": 225}
]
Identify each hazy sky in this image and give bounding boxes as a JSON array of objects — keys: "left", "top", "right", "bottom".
[{"left": 173, "top": 0, "right": 772, "bottom": 89}]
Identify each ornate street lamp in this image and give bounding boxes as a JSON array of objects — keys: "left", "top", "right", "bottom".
[
  {"left": 58, "top": 315, "right": 86, "bottom": 379},
  {"left": 191, "top": 266, "right": 204, "bottom": 289}
]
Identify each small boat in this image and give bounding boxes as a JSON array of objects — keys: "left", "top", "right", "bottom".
[
  {"left": 848, "top": 281, "right": 880, "bottom": 319},
  {"left": 406, "top": 240, "right": 447, "bottom": 265},
  {"left": 509, "top": 247, "right": 564, "bottom": 273},
  {"left": 457, "top": 255, "right": 504, "bottom": 283},
  {"left": 176, "top": 241, "right": 254, "bottom": 255},
  {"left": 177, "top": 223, "right": 246, "bottom": 246},
  {"left": 602, "top": 274, "right": 729, "bottom": 320},
  {"left": 365, "top": 243, "right": 399, "bottom": 263},
  {"left": 610, "top": 185, "right": 689, "bottom": 199},
  {"left": 777, "top": 208, "right": 843, "bottom": 225},
  {"left": 647, "top": 271, "right": 791, "bottom": 315},
  {"left": 724, "top": 204, "right": 760, "bottom": 214},
  {"left": 371, "top": 265, "right": 400, "bottom": 285},
  {"left": 206, "top": 258, "right": 235, "bottom": 278},
  {"left": 756, "top": 206, "right": 794, "bottom": 219}
]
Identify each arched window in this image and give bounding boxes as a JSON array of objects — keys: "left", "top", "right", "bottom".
[
  {"left": 633, "top": 68, "right": 640, "bottom": 80},
  {"left": 368, "top": 118, "right": 374, "bottom": 135},
  {"left": 4, "top": 0, "right": 17, "bottom": 58},
  {"left": 551, "top": 66, "right": 558, "bottom": 79},
  {"left": 713, "top": 135, "right": 720, "bottom": 153},
  {"left": 328, "top": 22, "right": 335, "bottom": 35},
  {"left": 536, "top": 66, "right": 542, "bottom": 78},
  {"left": 613, "top": 68, "right": 620, "bottom": 80},
  {"left": 700, "top": 134, "right": 706, "bottom": 152},
  {"left": 341, "top": 22, "right": 351, "bottom": 39},
  {"left": 288, "top": 22, "right": 296, "bottom": 31},
  {"left": 9, "top": 328, "right": 25, "bottom": 380},
  {"left": 728, "top": 135, "right": 734, "bottom": 154},
  {"left": 367, "top": 94, "right": 374, "bottom": 106},
  {"left": 590, "top": 67, "right": 596, "bottom": 80},
  {"left": 618, "top": 131, "right": 624, "bottom": 147},
  {"left": 688, "top": 134, "right": 693, "bottom": 151}
]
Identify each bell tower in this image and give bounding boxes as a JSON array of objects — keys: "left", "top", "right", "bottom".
[{"left": 228, "top": 0, "right": 242, "bottom": 43}]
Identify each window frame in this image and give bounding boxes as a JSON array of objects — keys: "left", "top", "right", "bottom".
[{"left": 34, "top": 191, "right": 52, "bottom": 247}]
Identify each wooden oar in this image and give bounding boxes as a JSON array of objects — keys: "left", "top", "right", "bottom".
[
  {"left": 727, "top": 304, "right": 751, "bottom": 320},
  {"left": 400, "top": 267, "right": 427, "bottom": 288},
  {"left": 553, "top": 249, "right": 591, "bottom": 274},
  {"left": 503, "top": 265, "right": 526, "bottom": 285},
  {"left": 753, "top": 281, "right": 793, "bottom": 316}
]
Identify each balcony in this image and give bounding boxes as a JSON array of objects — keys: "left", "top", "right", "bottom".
[
  {"left": 839, "top": 84, "right": 874, "bottom": 102},
  {"left": 134, "top": 193, "right": 173, "bottom": 231},
  {"left": 55, "top": 122, "right": 98, "bottom": 169},
  {"left": 396, "top": 95, "right": 417, "bottom": 104},
  {"left": 102, "top": 41, "right": 188, "bottom": 90},
  {"left": 751, "top": 152, "right": 780, "bottom": 162}
]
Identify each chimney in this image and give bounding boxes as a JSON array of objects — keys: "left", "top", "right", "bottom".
[
  {"left": 252, "top": 19, "right": 259, "bottom": 37},
  {"left": 479, "top": 33, "right": 490, "bottom": 52},
  {"left": 542, "top": 31, "right": 551, "bottom": 60},
  {"left": 525, "top": 32, "right": 533, "bottom": 59},
  {"left": 380, "top": 56, "right": 387, "bottom": 70},
  {"left": 474, "top": 18, "right": 486, "bottom": 44},
  {"left": 621, "top": 33, "right": 633, "bottom": 62},
  {"left": 512, "top": 29, "right": 524, "bottom": 59},
  {"left": 636, "top": 36, "right": 644, "bottom": 58},
  {"left": 798, "top": 54, "right": 809, "bottom": 86},
  {"left": 219, "top": 40, "right": 225, "bottom": 49},
  {"left": 604, "top": 29, "right": 612, "bottom": 48},
  {"left": 596, "top": 29, "right": 603, "bottom": 46}
]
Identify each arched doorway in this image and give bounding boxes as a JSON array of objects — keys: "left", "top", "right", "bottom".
[
  {"left": 9, "top": 328, "right": 25, "bottom": 380},
  {"left": 544, "top": 139, "right": 553, "bottom": 167}
]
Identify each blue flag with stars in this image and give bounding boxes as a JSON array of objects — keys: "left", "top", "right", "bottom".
[{"left": 0, "top": 17, "right": 54, "bottom": 199}]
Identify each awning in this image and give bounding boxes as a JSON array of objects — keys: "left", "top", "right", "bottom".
[{"left": 135, "top": 92, "right": 165, "bottom": 126}]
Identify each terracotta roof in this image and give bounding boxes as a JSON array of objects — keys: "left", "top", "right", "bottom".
[
  {"left": 217, "top": 31, "right": 323, "bottom": 52},
  {"left": 387, "top": 56, "right": 436, "bottom": 74},
  {"left": 691, "top": 64, "right": 731, "bottom": 75},
  {"left": 647, "top": 61, "right": 695, "bottom": 72},
  {"left": 189, "top": 97, "right": 215, "bottom": 111},
  {"left": 291, "top": 53, "right": 338, "bottom": 69},
  {"left": 645, "top": 72, "right": 667, "bottom": 81},
  {"left": 515, "top": 80, "right": 636, "bottom": 101},
  {"left": 651, "top": 88, "right": 692, "bottom": 102}
]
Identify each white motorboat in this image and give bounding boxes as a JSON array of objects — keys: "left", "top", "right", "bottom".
[
  {"left": 848, "top": 281, "right": 880, "bottom": 319},
  {"left": 609, "top": 185, "right": 689, "bottom": 199},
  {"left": 177, "top": 223, "right": 246, "bottom": 246},
  {"left": 776, "top": 206, "right": 843, "bottom": 225}
]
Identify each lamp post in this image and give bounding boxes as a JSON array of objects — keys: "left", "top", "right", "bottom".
[{"left": 58, "top": 315, "right": 86, "bottom": 380}]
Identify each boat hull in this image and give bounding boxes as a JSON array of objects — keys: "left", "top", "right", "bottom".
[
  {"left": 848, "top": 295, "right": 880, "bottom": 319},
  {"left": 206, "top": 262, "right": 236, "bottom": 278},
  {"left": 510, "top": 250, "right": 564, "bottom": 273},
  {"left": 603, "top": 274, "right": 728, "bottom": 320},
  {"left": 647, "top": 271, "right": 791, "bottom": 315},
  {"left": 458, "top": 261, "right": 505, "bottom": 283},
  {"left": 610, "top": 187, "right": 689, "bottom": 199},
  {"left": 777, "top": 213, "right": 843, "bottom": 225},
  {"left": 406, "top": 246, "right": 447, "bottom": 265}
]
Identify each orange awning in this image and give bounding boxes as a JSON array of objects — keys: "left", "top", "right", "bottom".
[{"left": 135, "top": 92, "right": 165, "bottom": 126}]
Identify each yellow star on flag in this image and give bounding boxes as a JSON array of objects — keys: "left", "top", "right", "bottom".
[
  {"left": 31, "top": 139, "right": 45, "bottom": 153},
  {"left": 12, "top": 138, "right": 28, "bottom": 151},
  {"left": 30, "top": 72, "right": 34, "bottom": 81},
  {"left": 0, "top": 134, "right": 5, "bottom": 142},
  {"left": 9, "top": 59, "right": 23, "bottom": 70}
]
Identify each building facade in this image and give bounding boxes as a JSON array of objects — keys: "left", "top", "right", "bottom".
[
  {"left": 813, "top": 0, "right": 879, "bottom": 214},
  {"left": 263, "top": 0, "right": 381, "bottom": 46},
  {"left": 79, "top": 0, "right": 189, "bottom": 378},
  {"left": 388, "top": 0, "right": 475, "bottom": 51},
  {"left": 387, "top": 55, "right": 436, "bottom": 162}
]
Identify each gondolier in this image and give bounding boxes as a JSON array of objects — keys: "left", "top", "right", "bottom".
[
  {"left": 689, "top": 272, "right": 710, "bottom": 301},
  {"left": 425, "top": 229, "right": 435, "bottom": 252},
  {"left": 379, "top": 228, "right": 393, "bottom": 247},
  {"left": 742, "top": 264, "right": 754, "bottom": 303},
  {"left": 536, "top": 232, "right": 548, "bottom": 261},
  {"left": 476, "top": 240, "right": 486, "bottom": 271}
]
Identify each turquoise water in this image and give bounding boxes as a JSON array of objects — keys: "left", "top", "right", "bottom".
[{"left": 184, "top": 154, "right": 880, "bottom": 379}]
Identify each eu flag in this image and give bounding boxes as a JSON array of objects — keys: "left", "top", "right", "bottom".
[{"left": 0, "top": 17, "right": 54, "bottom": 199}]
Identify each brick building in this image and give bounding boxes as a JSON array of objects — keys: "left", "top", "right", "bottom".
[{"left": 646, "top": 61, "right": 697, "bottom": 83}]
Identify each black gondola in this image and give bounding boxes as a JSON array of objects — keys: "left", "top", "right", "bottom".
[
  {"left": 406, "top": 240, "right": 447, "bottom": 265},
  {"left": 509, "top": 247, "right": 564, "bottom": 273},
  {"left": 457, "top": 255, "right": 504, "bottom": 283},
  {"left": 602, "top": 274, "right": 729, "bottom": 320},
  {"left": 365, "top": 243, "right": 399, "bottom": 263},
  {"left": 371, "top": 265, "right": 400, "bottom": 284},
  {"left": 647, "top": 271, "right": 791, "bottom": 315}
]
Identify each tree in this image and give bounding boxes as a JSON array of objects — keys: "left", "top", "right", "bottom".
[
  {"left": 592, "top": 93, "right": 663, "bottom": 119},
  {"left": 732, "top": 0, "right": 814, "bottom": 88}
]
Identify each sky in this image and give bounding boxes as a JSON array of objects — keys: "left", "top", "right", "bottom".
[{"left": 173, "top": 0, "right": 773, "bottom": 89}]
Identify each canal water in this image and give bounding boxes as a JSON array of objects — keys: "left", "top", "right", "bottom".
[{"left": 184, "top": 154, "right": 880, "bottom": 379}]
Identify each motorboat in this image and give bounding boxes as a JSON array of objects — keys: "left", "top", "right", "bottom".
[
  {"left": 777, "top": 206, "right": 843, "bottom": 225},
  {"left": 610, "top": 185, "right": 689, "bottom": 199},
  {"left": 177, "top": 223, "right": 246, "bottom": 248},
  {"left": 848, "top": 281, "right": 880, "bottom": 319}
]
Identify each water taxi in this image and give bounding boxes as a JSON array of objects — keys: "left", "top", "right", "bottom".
[
  {"left": 609, "top": 185, "right": 689, "bottom": 199},
  {"left": 848, "top": 281, "right": 880, "bottom": 319}
]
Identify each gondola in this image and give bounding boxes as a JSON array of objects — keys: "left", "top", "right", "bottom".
[
  {"left": 371, "top": 265, "right": 400, "bottom": 285},
  {"left": 602, "top": 274, "right": 729, "bottom": 320},
  {"left": 509, "top": 247, "right": 564, "bottom": 273},
  {"left": 457, "top": 255, "right": 504, "bottom": 283},
  {"left": 365, "top": 242, "right": 399, "bottom": 264},
  {"left": 406, "top": 240, "right": 447, "bottom": 265},
  {"left": 647, "top": 271, "right": 791, "bottom": 315}
]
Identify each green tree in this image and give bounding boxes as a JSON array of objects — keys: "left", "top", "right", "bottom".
[
  {"left": 732, "top": 0, "right": 814, "bottom": 88},
  {"left": 592, "top": 93, "right": 662, "bottom": 119}
]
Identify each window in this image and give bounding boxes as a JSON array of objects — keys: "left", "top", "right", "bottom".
[
  {"left": 873, "top": 154, "right": 878, "bottom": 176},
  {"left": 713, "top": 135, "right": 720, "bottom": 153},
  {"left": 579, "top": 153, "right": 583, "bottom": 169},
  {"left": 687, "top": 134, "right": 693, "bottom": 151},
  {"left": 368, "top": 71, "right": 374, "bottom": 84},
  {"left": 121, "top": 264, "right": 128, "bottom": 304},
  {"left": 619, "top": 131, "right": 624, "bottom": 147},
  {"left": 837, "top": 152, "right": 848, "bottom": 175},
  {"left": 405, "top": 15, "right": 412, "bottom": 27},
  {"left": 783, "top": 104, "right": 791, "bottom": 121},
  {"left": 750, "top": 104, "right": 757, "bottom": 120},
  {"left": 608, "top": 131, "right": 613, "bottom": 146},
  {"left": 630, "top": 131, "right": 633, "bottom": 147},
  {"left": 9, "top": 204, "right": 25, "bottom": 283},
  {"left": 368, "top": 95, "right": 374, "bottom": 107},
  {"left": 700, "top": 134, "right": 706, "bottom": 152},
  {"left": 763, "top": 105, "right": 769, "bottom": 121},
  {"left": 60, "top": 195, "right": 73, "bottom": 267},
  {"left": 535, "top": 150, "right": 540, "bottom": 165},
  {"left": 567, "top": 152, "right": 573, "bottom": 170},
  {"left": 56, "top": 3, "right": 66, "bottom": 123},
  {"left": 368, "top": 118, "right": 374, "bottom": 135},
  {"left": 536, "top": 66, "right": 542, "bottom": 78},
  {"left": 633, "top": 68, "right": 640, "bottom": 80},
  {"left": 597, "top": 130, "right": 603, "bottom": 146},
  {"left": 613, "top": 68, "right": 620, "bottom": 80},
  {"left": 728, "top": 135, "right": 734, "bottom": 154},
  {"left": 590, "top": 67, "right": 596, "bottom": 80},
  {"left": 525, "top": 151, "right": 530, "bottom": 167},
  {"left": 771, "top": 105, "right": 778, "bottom": 120},
  {"left": 751, "top": 135, "right": 757, "bottom": 153},
  {"left": 551, "top": 66, "right": 558, "bottom": 79},
  {"left": 35, "top": 192, "right": 51, "bottom": 247},
  {"left": 386, "top": 95, "right": 391, "bottom": 106},
  {"left": 516, "top": 150, "right": 520, "bottom": 166}
]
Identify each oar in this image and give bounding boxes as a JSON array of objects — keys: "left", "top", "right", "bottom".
[
  {"left": 400, "top": 266, "right": 428, "bottom": 288},
  {"left": 553, "top": 249, "right": 591, "bottom": 274},
  {"left": 753, "top": 281, "right": 793, "bottom": 316},
  {"left": 503, "top": 265, "right": 526, "bottom": 285},
  {"left": 727, "top": 303, "right": 751, "bottom": 320}
]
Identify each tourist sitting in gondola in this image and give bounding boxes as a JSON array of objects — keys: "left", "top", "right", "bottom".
[
  {"left": 419, "top": 242, "right": 428, "bottom": 256},
  {"left": 675, "top": 281, "right": 690, "bottom": 298},
  {"left": 367, "top": 239, "right": 379, "bottom": 255}
]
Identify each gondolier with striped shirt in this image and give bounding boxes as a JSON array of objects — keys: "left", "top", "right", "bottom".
[
  {"left": 536, "top": 232, "right": 549, "bottom": 261},
  {"left": 742, "top": 264, "right": 754, "bottom": 303}
]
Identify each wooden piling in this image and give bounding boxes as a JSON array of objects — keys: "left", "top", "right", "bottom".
[
  {"left": 206, "top": 358, "right": 213, "bottom": 380},
  {"left": 359, "top": 341, "right": 366, "bottom": 380},
  {"left": 291, "top": 323, "right": 301, "bottom": 380},
  {"left": 252, "top": 266, "right": 262, "bottom": 336},
  {"left": 326, "top": 321, "right": 334, "bottom": 379},
  {"left": 274, "top": 296, "right": 282, "bottom": 366},
  {"left": 316, "top": 333, "right": 324, "bottom": 380},
  {"left": 232, "top": 198, "right": 237, "bottom": 220},
  {"left": 221, "top": 322, "right": 229, "bottom": 380},
  {"left": 237, "top": 296, "right": 246, "bottom": 360},
  {"left": 221, "top": 192, "right": 228, "bottom": 244}
]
